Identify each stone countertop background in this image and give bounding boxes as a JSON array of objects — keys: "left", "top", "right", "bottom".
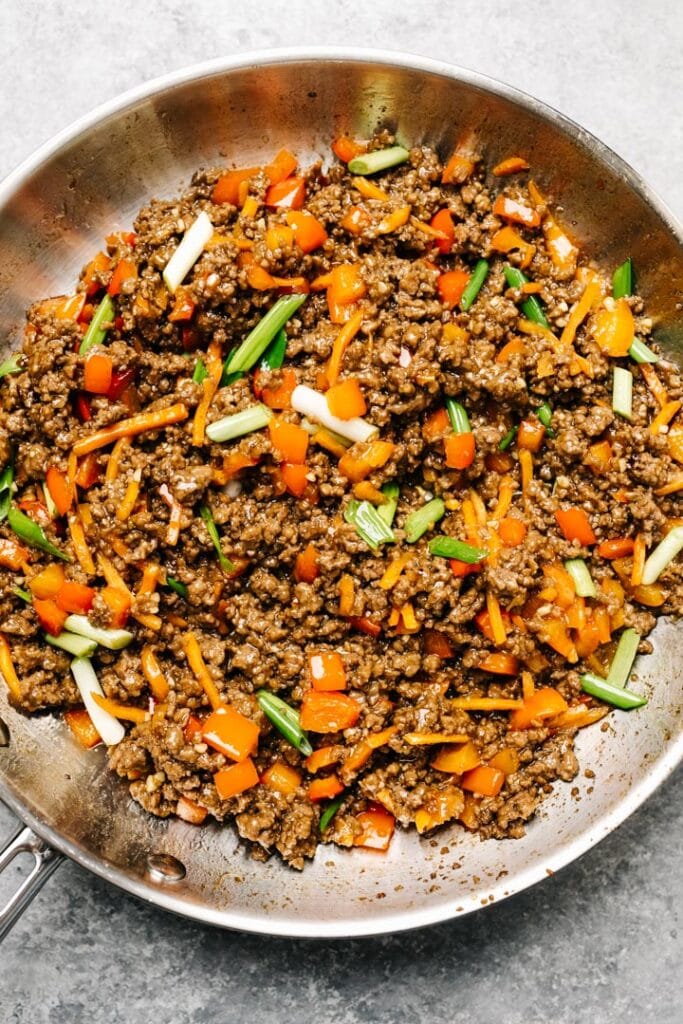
[{"left": 0, "top": 2, "right": 681, "bottom": 1021}]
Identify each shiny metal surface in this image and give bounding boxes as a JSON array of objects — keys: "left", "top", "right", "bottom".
[{"left": 0, "top": 49, "right": 682, "bottom": 938}]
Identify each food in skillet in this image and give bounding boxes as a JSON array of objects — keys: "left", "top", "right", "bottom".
[{"left": 0, "top": 134, "right": 682, "bottom": 869}]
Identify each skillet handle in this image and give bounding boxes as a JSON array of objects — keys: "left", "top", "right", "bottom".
[{"left": 0, "top": 825, "right": 63, "bottom": 940}]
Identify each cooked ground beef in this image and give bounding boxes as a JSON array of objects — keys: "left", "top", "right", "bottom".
[{"left": 1, "top": 136, "right": 681, "bottom": 870}]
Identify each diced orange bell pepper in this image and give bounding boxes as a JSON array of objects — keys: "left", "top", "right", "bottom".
[
  {"left": 305, "top": 745, "right": 342, "bottom": 773},
  {"left": 82, "top": 251, "right": 112, "bottom": 296},
  {"left": 493, "top": 195, "right": 540, "bottom": 228},
  {"left": 101, "top": 585, "right": 131, "bottom": 628},
  {"left": 423, "top": 629, "right": 454, "bottom": 659},
  {"left": 176, "top": 796, "right": 208, "bottom": 825},
  {"left": 341, "top": 205, "right": 372, "bottom": 235},
  {"left": 55, "top": 580, "right": 95, "bottom": 614},
  {"left": 509, "top": 686, "right": 568, "bottom": 729},
  {"left": 280, "top": 462, "right": 309, "bottom": 497},
  {"left": 202, "top": 706, "right": 259, "bottom": 762},
  {"left": 490, "top": 226, "right": 535, "bottom": 269},
  {"left": 285, "top": 210, "right": 328, "bottom": 253},
  {"left": 544, "top": 214, "right": 578, "bottom": 272},
  {"left": 517, "top": 418, "right": 545, "bottom": 452},
  {"left": 353, "top": 806, "right": 395, "bottom": 851},
  {"left": 423, "top": 408, "right": 450, "bottom": 440},
  {"left": 256, "top": 367, "right": 297, "bottom": 410},
  {"left": 540, "top": 619, "right": 578, "bottom": 662},
  {"left": 307, "top": 775, "right": 344, "bottom": 802},
  {"left": 542, "top": 563, "right": 576, "bottom": 608},
  {"left": 168, "top": 287, "right": 196, "bottom": 323},
  {"left": 488, "top": 747, "right": 520, "bottom": 775},
  {"left": 442, "top": 150, "right": 476, "bottom": 184},
  {"left": 499, "top": 517, "right": 527, "bottom": 547},
  {"left": 64, "top": 708, "right": 102, "bottom": 749},
  {"left": 555, "top": 507, "right": 597, "bottom": 546},
  {"left": 107, "top": 258, "right": 137, "bottom": 297},
  {"left": 432, "top": 740, "right": 481, "bottom": 774},
  {"left": 584, "top": 440, "right": 613, "bottom": 475},
  {"left": 450, "top": 559, "right": 481, "bottom": 578},
  {"left": 45, "top": 467, "right": 73, "bottom": 516},
  {"left": 325, "top": 378, "right": 367, "bottom": 420},
  {"left": 294, "top": 543, "right": 319, "bottom": 584},
  {"left": 28, "top": 563, "right": 65, "bottom": 599},
  {"left": 338, "top": 440, "right": 395, "bottom": 482},
  {"left": 74, "top": 452, "right": 101, "bottom": 490},
  {"left": 84, "top": 352, "right": 113, "bottom": 395},
  {"left": 430, "top": 209, "right": 455, "bottom": 254},
  {"left": 598, "top": 537, "right": 635, "bottom": 559},
  {"left": 184, "top": 713, "right": 205, "bottom": 743},
  {"left": 574, "top": 618, "right": 602, "bottom": 658},
  {"left": 478, "top": 652, "right": 519, "bottom": 675},
  {"left": 308, "top": 651, "right": 347, "bottom": 692},
  {"left": 332, "top": 136, "right": 367, "bottom": 163},
  {"left": 437, "top": 269, "right": 469, "bottom": 309},
  {"left": 591, "top": 298, "right": 634, "bottom": 357},
  {"left": 300, "top": 691, "right": 361, "bottom": 732},
  {"left": 326, "top": 264, "right": 366, "bottom": 323},
  {"left": 461, "top": 765, "right": 505, "bottom": 796},
  {"left": 214, "top": 757, "right": 259, "bottom": 799},
  {"left": 444, "top": 432, "right": 475, "bottom": 469},
  {"left": 265, "top": 149, "right": 298, "bottom": 184},
  {"left": 33, "top": 597, "right": 68, "bottom": 636},
  {"left": 212, "top": 168, "right": 260, "bottom": 205},
  {"left": 261, "top": 760, "right": 302, "bottom": 795},
  {"left": 268, "top": 418, "right": 309, "bottom": 464},
  {"left": 0, "top": 537, "right": 29, "bottom": 571},
  {"left": 265, "top": 176, "right": 306, "bottom": 210}
]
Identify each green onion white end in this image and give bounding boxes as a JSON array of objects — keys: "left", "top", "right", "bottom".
[
  {"left": 606, "top": 628, "right": 640, "bottom": 689},
  {"left": 64, "top": 614, "right": 133, "bottom": 650},
  {"left": 206, "top": 403, "right": 273, "bottom": 444},
  {"left": 46, "top": 632, "right": 97, "bottom": 658},
  {"left": 70, "top": 657, "right": 125, "bottom": 746},
  {"left": 347, "top": 146, "right": 410, "bottom": 175},
  {"left": 291, "top": 385, "right": 378, "bottom": 444},
  {"left": 163, "top": 211, "right": 214, "bottom": 294},
  {"left": 641, "top": 526, "right": 683, "bottom": 585},
  {"left": 564, "top": 558, "right": 597, "bottom": 598},
  {"left": 612, "top": 366, "right": 633, "bottom": 420}
]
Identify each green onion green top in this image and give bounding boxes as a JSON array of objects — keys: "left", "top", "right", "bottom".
[
  {"left": 223, "top": 294, "right": 307, "bottom": 376},
  {"left": 345, "top": 499, "right": 395, "bottom": 549},
  {"left": 192, "top": 358, "right": 208, "bottom": 384},
  {"left": 319, "top": 794, "right": 345, "bottom": 832},
  {"left": 504, "top": 265, "right": 549, "bottom": 327},
  {"left": 79, "top": 293, "right": 115, "bottom": 356},
  {"left": 580, "top": 672, "right": 647, "bottom": 710},
  {"left": 376, "top": 482, "right": 400, "bottom": 528},
  {"left": 200, "top": 504, "right": 235, "bottom": 574},
  {"left": 0, "top": 462, "right": 13, "bottom": 521},
  {"left": 460, "top": 259, "right": 489, "bottom": 312},
  {"left": 446, "top": 399, "right": 471, "bottom": 434},
  {"left": 347, "top": 146, "right": 410, "bottom": 175},
  {"left": 404, "top": 498, "right": 446, "bottom": 543},
  {"left": 0, "top": 354, "right": 22, "bottom": 380},
  {"left": 166, "top": 576, "right": 188, "bottom": 599},
  {"left": 535, "top": 401, "right": 555, "bottom": 437},
  {"left": 428, "top": 536, "right": 488, "bottom": 562},
  {"left": 628, "top": 339, "right": 658, "bottom": 365},
  {"left": 498, "top": 425, "right": 517, "bottom": 451},
  {"left": 612, "top": 258, "right": 633, "bottom": 299},
  {"left": 257, "top": 689, "right": 312, "bottom": 756},
  {"left": 260, "top": 328, "right": 288, "bottom": 371},
  {"left": 7, "top": 506, "right": 70, "bottom": 561}
]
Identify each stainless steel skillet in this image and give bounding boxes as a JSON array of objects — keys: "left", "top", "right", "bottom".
[{"left": 0, "top": 48, "right": 682, "bottom": 940}]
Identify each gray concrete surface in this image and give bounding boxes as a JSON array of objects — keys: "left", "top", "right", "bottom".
[{"left": 0, "top": 1, "right": 681, "bottom": 1021}]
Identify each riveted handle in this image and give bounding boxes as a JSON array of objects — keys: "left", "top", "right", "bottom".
[{"left": 0, "top": 825, "right": 63, "bottom": 940}]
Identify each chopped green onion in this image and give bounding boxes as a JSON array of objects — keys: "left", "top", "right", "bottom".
[
  {"left": 256, "top": 689, "right": 312, "bottom": 756},
  {"left": 205, "top": 403, "right": 273, "bottom": 444},
  {"left": 166, "top": 576, "right": 188, "bottom": 599},
  {"left": 460, "top": 259, "right": 489, "bottom": 311},
  {"left": 498, "top": 426, "right": 517, "bottom": 451},
  {"left": 43, "top": 479, "right": 59, "bottom": 519},
  {"left": 535, "top": 401, "right": 556, "bottom": 437},
  {"left": 70, "top": 657, "right": 125, "bottom": 745},
  {"left": 223, "top": 294, "right": 307, "bottom": 376},
  {"left": 641, "top": 525, "right": 683, "bottom": 585},
  {"left": 345, "top": 499, "right": 395, "bottom": 550},
  {"left": 0, "top": 462, "right": 13, "bottom": 522},
  {"left": 503, "top": 265, "right": 549, "bottom": 327},
  {"left": 428, "top": 536, "right": 488, "bottom": 562},
  {"left": 192, "top": 358, "right": 208, "bottom": 384},
  {"left": 0, "top": 354, "right": 22, "bottom": 379},
  {"left": 612, "top": 366, "right": 633, "bottom": 420},
  {"left": 46, "top": 632, "right": 97, "bottom": 658},
  {"left": 13, "top": 586, "right": 31, "bottom": 602},
  {"left": 260, "top": 328, "right": 288, "bottom": 371},
  {"left": 64, "top": 615, "right": 132, "bottom": 650},
  {"left": 300, "top": 416, "right": 352, "bottom": 449},
  {"left": 319, "top": 794, "right": 345, "bottom": 833},
  {"left": 163, "top": 210, "right": 214, "bottom": 294},
  {"left": 564, "top": 558, "right": 597, "bottom": 598},
  {"left": 377, "top": 482, "right": 400, "bottom": 527},
  {"left": 200, "top": 504, "right": 235, "bottom": 574},
  {"left": 628, "top": 339, "right": 658, "bottom": 364},
  {"left": 446, "top": 399, "right": 471, "bottom": 434},
  {"left": 580, "top": 672, "right": 647, "bottom": 710},
  {"left": 291, "top": 384, "right": 377, "bottom": 444},
  {"left": 347, "top": 146, "right": 410, "bottom": 175},
  {"left": 219, "top": 346, "right": 244, "bottom": 388},
  {"left": 612, "top": 258, "right": 632, "bottom": 299},
  {"left": 79, "top": 294, "right": 115, "bottom": 356},
  {"left": 404, "top": 498, "right": 445, "bottom": 543},
  {"left": 7, "top": 506, "right": 70, "bottom": 561},
  {"left": 606, "top": 628, "right": 640, "bottom": 689}
]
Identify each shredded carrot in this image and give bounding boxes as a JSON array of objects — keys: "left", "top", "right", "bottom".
[
  {"left": 410, "top": 216, "right": 449, "bottom": 240},
  {"left": 115, "top": 469, "right": 141, "bottom": 522},
  {"left": 517, "top": 318, "right": 561, "bottom": 348},
  {"left": 72, "top": 403, "right": 189, "bottom": 457},
  {"left": 450, "top": 697, "right": 523, "bottom": 711},
  {"left": 367, "top": 725, "right": 398, "bottom": 749},
  {"left": 485, "top": 591, "right": 507, "bottom": 646},
  {"left": 519, "top": 449, "right": 533, "bottom": 497},
  {"left": 631, "top": 534, "right": 646, "bottom": 587},
  {"left": 376, "top": 205, "right": 411, "bottom": 234},
  {"left": 192, "top": 340, "right": 222, "bottom": 445},
  {"left": 0, "top": 634, "right": 22, "bottom": 700},
  {"left": 91, "top": 692, "right": 149, "bottom": 724},
  {"left": 395, "top": 601, "right": 419, "bottom": 633},
  {"left": 547, "top": 705, "right": 609, "bottom": 730},
  {"left": 182, "top": 632, "right": 223, "bottom": 710},
  {"left": 311, "top": 428, "right": 349, "bottom": 459},
  {"left": 67, "top": 450, "right": 78, "bottom": 493},
  {"left": 338, "top": 574, "right": 355, "bottom": 616},
  {"left": 640, "top": 364, "right": 668, "bottom": 408},
  {"left": 461, "top": 498, "right": 481, "bottom": 545},
  {"left": 404, "top": 732, "right": 469, "bottom": 746},
  {"left": 105, "top": 437, "right": 130, "bottom": 482},
  {"left": 326, "top": 308, "right": 364, "bottom": 385},
  {"left": 378, "top": 552, "right": 413, "bottom": 590},
  {"left": 493, "top": 156, "right": 530, "bottom": 176},
  {"left": 655, "top": 474, "right": 683, "bottom": 495},
  {"left": 560, "top": 279, "right": 602, "bottom": 348},
  {"left": 352, "top": 177, "right": 389, "bottom": 201},
  {"left": 522, "top": 670, "right": 535, "bottom": 702},
  {"left": 68, "top": 514, "right": 95, "bottom": 575},
  {"left": 353, "top": 481, "right": 386, "bottom": 504},
  {"left": 496, "top": 337, "right": 526, "bottom": 363},
  {"left": 650, "top": 400, "right": 681, "bottom": 435},
  {"left": 97, "top": 553, "right": 162, "bottom": 632},
  {"left": 138, "top": 563, "right": 161, "bottom": 595},
  {"left": 159, "top": 484, "right": 183, "bottom": 546},
  {"left": 140, "top": 646, "right": 169, "bottom": 701},
  {"left": 492, "top": 475, "right": 515, "bottom": 521}
]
